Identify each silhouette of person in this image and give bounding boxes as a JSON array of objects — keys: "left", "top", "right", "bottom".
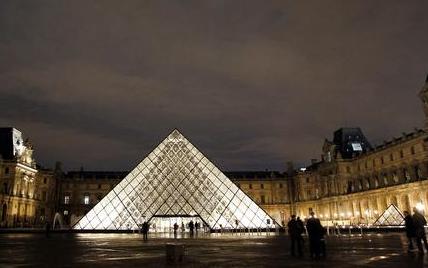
[
  {"left": 189, "top": 220, "right": 194, "bottom": 236},
  {"left": 306, "top": 212, "right": 324, "bottom": 259},
  {"left": 142, "top": 221, "right": 149, "bottom": 241},
  {"left": 287, "top": 215, "right": 303, "bottom": 257},
  {"left": 173, "top": 222, "right": 179, "bottom": 238},
  {"left": 404, "top": 211, "right": 416, "bottom": 252},
  {"left": 413, "top": 207, "right": 428, "bottom": 254}
]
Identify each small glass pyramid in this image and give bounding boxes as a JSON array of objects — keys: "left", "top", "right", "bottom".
[
  {"left": 373, "top": 204, "right": 405, "bottom": 226},
  {"left": 73, "top": 129, "right": 278, "bottom": 230}
]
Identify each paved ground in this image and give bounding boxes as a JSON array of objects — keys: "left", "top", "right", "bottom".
[{"left": 0, "top": 232, "right": 427, "bottom": 267}]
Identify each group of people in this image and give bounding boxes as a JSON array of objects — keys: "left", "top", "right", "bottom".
[
  {"left": 287, "top": 212, "right": 326, "bottom": 259},
  {"left": 173, "top": 220, "right": 200, "bottom": 236},
  {"left": 404, "top": 207, "right": 428, "bottom": 254}
]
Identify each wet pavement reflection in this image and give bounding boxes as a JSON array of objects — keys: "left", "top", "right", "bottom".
[{"left": 0, "top": 232, "right": 427, "bottom": 267}]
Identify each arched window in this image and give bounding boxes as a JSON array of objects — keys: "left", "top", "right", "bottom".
[{"left": 365, "top": 178, "right": 370, "bottom": 189}]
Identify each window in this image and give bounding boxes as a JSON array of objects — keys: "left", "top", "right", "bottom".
[
  {"left": 372, "top": 159, "right": 376, "bottom": 168},
  {"left": 381, "top": 157, "right": 384, "bottom": 164},
  {"left": 43, "top": 178, "right": 47, "bottom": 184},
  {"left": 42, "top": 191, "right": 47, "bottom": 201},
  {"left": 260, "top": 184, "right": 264, "bottom": 189},
  {"left": 279, "top": 183, "right": 283, "bottom": 188},
  {"left": 306, "top": 177, "right": 310, "bottom": 183},
  {"left": 411, "top": 146, "right": 416, "bottom": 155},
  {"left": 64, "top": 195, "right": 70, "bottom": 204},
  {"left": 84, "top": 195, "right": 90, "bottom": 205},
  {"left": 365, "top": 179, "right": 370, "bottom": 189},
  {"left": 383, "top": 174, "right": 388, "bottom": 185},
  {"left": 5, "top": 167, "right": 9, "bottom": 174},
  {"left": 400, "top": 150, "right": 404, "bottom": 158},
  {"left": 416, "top": 166, "right": 423, "bottom": 179},
  {"left": 98, "top": 184, "right": 102, "bottom": 189},
  {"left": 261, "top": 195, "right": 266, "bottom": 204},
  {"left": 390, "top": 154, "right": 394, "bottom": 161},
  {"left": 374, "top": 176, "right": 379, "bottom": 188},
  {"left": 358, "top": 180, "right": 363, "bottom": 190},
  {"left": 249, "top": 184, "right": 253, "bottom": 189},
  {"left": 64, "top": 210, "right": 69, "bottom": 216},
  {"left": 404, "top": 169, "right": 411, "bottom": 181},
  {"left": 393, "top": 172, "right": 399, "bottom": 183},
  {"left": 346, "top": 166, "right": 351, "bottom": 173}
]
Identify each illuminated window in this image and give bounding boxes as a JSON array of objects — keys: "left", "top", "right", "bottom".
[
  {"left": 64, "top": 195, "right": 70, "bottom": 204},
  {"left": 64, "top": 210, "right": 69, "bottom": 216},
  {"left": 393, "top": 172, "right": 399, "bottom": 183},
  {"left": 84, "top": 195, "right": 90, "bottom": 205}
]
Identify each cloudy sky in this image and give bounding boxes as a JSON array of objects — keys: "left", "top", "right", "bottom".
[{"left": 1, "top": 1, "right": 428, "bottom": 171}]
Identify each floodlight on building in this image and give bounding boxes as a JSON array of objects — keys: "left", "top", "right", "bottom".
[
  {"left": 340, "top": 212, "right": 344, "bottom": 217},
  {"left": 416, "top": 202, "right": 425, "bottom": 212},
  {"left": 334, "top": 213, "right": 338, "bottom": 218},
  {"left": 347, "top": 212, "right": 352, "bottom": 217}
]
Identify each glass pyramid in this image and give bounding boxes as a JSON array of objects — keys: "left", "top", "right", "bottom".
[
  {"left": 73, "top": 129, "right": 278, "bottom": 231},
  {"left": 373, "top": 204, "right": 405, "bottom": 226}
]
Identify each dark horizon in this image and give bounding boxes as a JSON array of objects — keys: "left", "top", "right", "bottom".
[{"left": 1, "top": 1, "right": 428, "bottom": 172}]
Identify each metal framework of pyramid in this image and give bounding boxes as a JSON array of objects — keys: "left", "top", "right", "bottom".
[
  {"left": 73, "top": 129, "right": 278, "bottom": 231},
  {"left": 373, "top": 204, "right": 405, "bottom": 226}
]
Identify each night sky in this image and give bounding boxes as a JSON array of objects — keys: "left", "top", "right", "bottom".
[{"left": 1, "top": 1, "right": 428, "bottom": 171}]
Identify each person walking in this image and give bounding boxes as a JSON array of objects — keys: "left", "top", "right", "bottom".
[
  {"left": 413, "top": 207, "right": 428, "bottom": 254},
  {"left": 142, "top": 221, "right": 149, "bottom": 241},
  {"left": 189, "top": 220, "right": 194, "bottom": 236},
  {"left": 306, "top": 212, "right": 324, "bottom": 259},
  {"left": 403, "top": 211, "right": 416, "bottom": 252},
  {"left": 173, "top": 222, "right": 179, "bottom": 238},
  {"left": 287, "top": 215, "right": 303, "bottom": 257}
]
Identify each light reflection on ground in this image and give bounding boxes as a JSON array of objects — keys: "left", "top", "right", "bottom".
[{"left": 0, "top": 232, "right": 427, "bottom": 267}]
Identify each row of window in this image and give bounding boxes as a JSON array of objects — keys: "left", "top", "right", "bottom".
[
  {"left": 347, "top": 166, "right": 423, "bottom": 193},
  {"left": 64, "top": 193, "right": 103, "bottom": 205},
  {"left": 237, "top": 183, "right": 283, "bottom": 190},
  {"left": 346, "top": 146, "right": 418, "bottom": 173}
]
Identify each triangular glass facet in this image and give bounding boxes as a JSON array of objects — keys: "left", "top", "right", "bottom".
[
  {"left": 373, "top": 204, "right": 405, "bottom": 226},
  {"left": 73, "top": 129, "right": 278, "bottom": 230}
]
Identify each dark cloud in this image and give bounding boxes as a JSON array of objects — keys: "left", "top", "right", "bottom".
[{"left": 1, "top": 0, "right": 428, "bottom": 171}]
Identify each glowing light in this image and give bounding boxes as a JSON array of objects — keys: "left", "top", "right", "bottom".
[
  {"left": 347, "top": 212, "right": 352, "bottom": 217},
  {"left": 73, "top": 130, "right": 277, "bottom": 231},
  {"left": 416, "top": 202, "right": 425, "bottom": 212}
]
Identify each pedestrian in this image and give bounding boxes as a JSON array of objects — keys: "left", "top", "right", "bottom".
[
  {"left": 173, "top": 222, "right": 179, "bottom": 238},
  {"left": 45, "top": 221, "right": 51, "bottom": 238},
  {"left": 195, "top": 221, "right": 200, "bottom": 233},
  {"left": 296, "top": 216, "right": 305, "bottom": 247},
  {"left": 189, "top": 220, "right": 194, "bottom": 236},
  {"left": 287, "top": 215, "right": 303, "bottom": 257},
  {"left": 403, "top": 211, "right": 416, "bottom": 252},
  {"left": 306, "top": 212, "right": 324, "bottom": 260},
  {"left": 142, "top": 221, "right": 149, "bottom": 241},
  {"left": 412, "top": 207, "right": 428, "bottom": 254}
]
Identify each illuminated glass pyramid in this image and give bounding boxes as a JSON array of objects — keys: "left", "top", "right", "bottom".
[
  {"left": 373, "top": 204, "right": 405, "bottom": 226},
  {"left": 73, "top": 129, "right": 277, "bottom": 230}
]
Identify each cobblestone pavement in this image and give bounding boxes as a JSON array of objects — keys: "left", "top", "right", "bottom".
[{"left": 0, "top": 232, "right": 427, "bottom": 267}]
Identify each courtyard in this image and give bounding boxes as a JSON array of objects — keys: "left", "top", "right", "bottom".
[{"left": 0, "top": 232, "right": 426, "bottom": 267}]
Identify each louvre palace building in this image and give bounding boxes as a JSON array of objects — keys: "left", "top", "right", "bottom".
[{"left": 1, "top": 75, "right": 428, "bottom": 230}]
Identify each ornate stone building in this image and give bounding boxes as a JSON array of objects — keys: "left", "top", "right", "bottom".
[
  {"left": 0, "top": 128, "right": 58, "bottom": 227},
  {"left": 2, "top": 75, "right": 428, "bottom": 229},
  {"left": 293, "top": 75, "right": 428, "bottom": 225}
]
